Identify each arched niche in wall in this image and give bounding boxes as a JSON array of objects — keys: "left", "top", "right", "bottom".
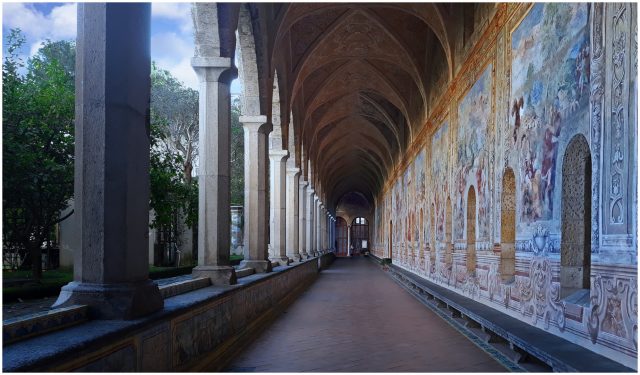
[
  {"left": 560, "top": 134, "right": 591, "bottom": 302},
  {"left": 445, "top": 197, "right": 453, "bottom": 268},
  {"left": 430, "top": 202, "right": 436, "bottom": 266},
  {"left": 466, "top": 186, "right": 476, "bottom": 275},
  {"left": 419, "top": 207, "right": 424, "bottom": 262},
  {"left": 389, "top": 220, "right": 393, "bottom": 259},
  {"left": 500, "top": 168, "right": 516, "bottom": 283}
]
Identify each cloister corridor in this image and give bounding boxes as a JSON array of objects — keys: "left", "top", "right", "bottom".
[
  {"left": 225, "top": 257, "right": 506, "bottom": 372},
  {"left": 2, "top": 2, "right": 636, "bottom": 372}
]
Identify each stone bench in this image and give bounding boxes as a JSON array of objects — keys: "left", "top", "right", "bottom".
[{"left": 375, "top": 257, "right": 634, "bottom": 372}]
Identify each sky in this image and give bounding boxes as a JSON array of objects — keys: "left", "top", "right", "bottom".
[{"left": 2, "top": 2, "right": 240, "bottom": 92}]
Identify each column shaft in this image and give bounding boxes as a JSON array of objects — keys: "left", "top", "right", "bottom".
[
  {"left": 298, "top": 179, "right": 308, "bottom": 258},
  {"left": 347, "top": 224, "right": 352, "bottom": 256},
  {"left": 188, "top": 55, "right": 238, "bottom": 285},
  {"left": 306, "top": 189, "right": 316, "bottom": 256},
  {"left": 238, "top": 117, "right": 272, "bottom": 273},
  {"left": 53, "top": 3, "right": 162, "bottom": 319},
  {"left": 269, "top": 150, "right": 289, "bottom": 265},
  {"left": 286, "top": 168, "right": 301, "bottom": 261},
  {"left": 315, "top": 200, "right": 322, "bottom": 253}
]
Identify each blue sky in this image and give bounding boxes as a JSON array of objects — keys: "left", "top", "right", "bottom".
[{"left": 2, "top": 3, "right": 203, "bottom": 90}]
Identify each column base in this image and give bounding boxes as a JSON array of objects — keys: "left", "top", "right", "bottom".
[
  {"left": 288, "top": 253, "right": 303, "bottom": 262},
  {"left": 192, "top": 265, "right": 237, "bottom": 285},
  {"left": 299, "top": 251, "right": 310, "bottom": 259},
  {"left": 239, "top": 260, "right": 272, "bottom": 273},
  {"left": 269, "top": 256, "right": 291, "bottom": 267},
  {"left": 52, "top": 280, "right": 163, "bottom": 320}
]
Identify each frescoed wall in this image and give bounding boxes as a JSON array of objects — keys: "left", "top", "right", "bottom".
[
  {"left": 431, "top": 121, "right": 449, "bottom": 242},
  {"left": 455, "top": 66, "right": 492, "bottom": 244},
  {"left": 371, "top": 3, "right": 637, "bottom": 369},
  {"left": 510, "top": 3, "right": 590, "bottom": 236}
]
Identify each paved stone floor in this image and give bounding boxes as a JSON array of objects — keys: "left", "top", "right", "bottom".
[{"left": 225, "top": 257, "right": 508, "bottom": 372}]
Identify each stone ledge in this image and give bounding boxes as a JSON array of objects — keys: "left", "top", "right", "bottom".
[
  {"left": 158, "top": 277, "right": 211, "bottom": 299},
  {"left": 373, "top": 255, "right": 634, "bottom": 373},
  {"left": 3, "top": 305, "right": 88, "bottom": 346},
  {"left": 3, "top": 254, "right": 329, "bottom": 372},
  {"left": 234, "top": 267, "right": 255, "bottom": 278}
]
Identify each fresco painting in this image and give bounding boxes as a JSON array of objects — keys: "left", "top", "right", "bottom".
[
  {"left": 414, "top": 149, "right": 426, "bottom": 242},
  {"left": 455, "top": 65, "right": 492, "bottom": 241},
  {"left": 371, "top": 4, "right": 636, "bottom": 368},
  {"left": 510, "top": 3, "right": 589, "bottom": 224},
  {"left": 431, "top": 121, "right": 449, "bottom": 241}
]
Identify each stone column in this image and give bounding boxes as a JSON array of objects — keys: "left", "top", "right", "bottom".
[
  {"left": 298, "top": 179, "right": 308, "bottom": 259},
  {"left": 306, "top": 188, "right": 316, "bottom": 256},
  {"left": 52, "top": 3, "right": 163, "bottom": 319},
  {"left": 322, "top": 209, "right": 327, "bottom": 251},
  {"left": 286, "top": 167, "right": 301, "bottom": 262},
  {"left": 238, "top": 116, "right": 272, "bottom": 273},
  {"left": 347, "top": 224, "right": 352, "bottom": 256},
  {"left": 316, "top": 200, "right": 322, "bottom": 253},
  {"left": 188, "top": 54, "right": 238, "bottom": 284},
  {"left": 269, "top": 150, "right": 290, "bottom": 265},
  {"left": 333, "top": 217, "right": 336, "bottom": 250}
]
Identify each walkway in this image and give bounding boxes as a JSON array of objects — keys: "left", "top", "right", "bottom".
[{"left": 225, "top": 257, "right": 508, "bottom": 372}]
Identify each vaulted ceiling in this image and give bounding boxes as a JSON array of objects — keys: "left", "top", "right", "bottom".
[{"left": 245, "top": 3, "right": 458, "bottom": 211}]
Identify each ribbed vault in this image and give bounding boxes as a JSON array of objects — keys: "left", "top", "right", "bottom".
[{"left": 269, "top": 3, "right": 451, "bottom": 211}]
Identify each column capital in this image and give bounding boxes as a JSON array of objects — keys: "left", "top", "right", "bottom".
[
  {"left": 286, "top": 167, "right": 301, "bottom": 176},
  {"left": 240, "top": 115, "right": 272, "bottom": 134},
  {"left": 307, "top": 188, "right": 315, "bottom": 195},
  {"left": 299, "top": 179, "right": 308, "bottom": 188},
  {"left": 314, "top": 195, "right": 320, "bottom": 202},
  {"left": 191, "top": 57, "right": 237, "bottom": 84},
  {"left": 268, "top": 149, "right": 289, "bottom": 161}
]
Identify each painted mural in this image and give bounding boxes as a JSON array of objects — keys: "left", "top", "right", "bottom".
[
  {"left": 510, "top": 3, "right": 590, "bottom": 226},
  {"left": 415, "top": 149, "right": 426, "bottom": 243},
  {"left": 431, "top": 121, "right": 449, "bottom": 241},
  {"left": 455, "top": 65, "right": 492, "bottom": 242},
  {"left": 372, "top": 3, "right": 636, "bottom": 369}
]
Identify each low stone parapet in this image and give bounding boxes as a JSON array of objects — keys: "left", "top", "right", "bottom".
[{"left": 4, "top": 256, "right": 329, "bottom": 372}]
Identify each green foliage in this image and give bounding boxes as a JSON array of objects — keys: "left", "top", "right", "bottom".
[
  {"left": 2, "top": 29, "right": 75, "bottom": 280},
  {"left": 149, "top": 63, "right": 199, "bottom": 230},
  {"left": 230, "top": 97, "right": 244, "bottom": 205}
]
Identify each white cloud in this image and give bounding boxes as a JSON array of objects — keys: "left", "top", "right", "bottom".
[
  {"left": 28, "top": 39, "right": 45, "bottom": 57},
  {"left": 3, "top": 3, "right": 76, "bottom": 42},
  {"left": 156, "top": 56, "right": 198, "bottom": 90},
  {"left": 151, "top": 3, "right": 192, "bottom": 34},
  {"left": 152, "top": 31, "right": 193, "bottom": 61}
]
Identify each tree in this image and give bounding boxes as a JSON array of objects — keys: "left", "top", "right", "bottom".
[
  {"left": 2, "top": 30, "right": 75, "bottom": 279},
  {"left": 230, "top": 97, "right": 244, "bottom": 205},
  {"left": 150, "top": 63, "right": 199, "bottom": 184},
  {"left": 148, "top": 64, "right": 199, "bottom": 259}
]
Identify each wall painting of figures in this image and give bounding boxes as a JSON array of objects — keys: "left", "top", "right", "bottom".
[
  {"left": 510, "top": 3, "right": 590, "bottom": 232},
  {"left": 455, "top": 65, "right": 493, "bottom": 242}
]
